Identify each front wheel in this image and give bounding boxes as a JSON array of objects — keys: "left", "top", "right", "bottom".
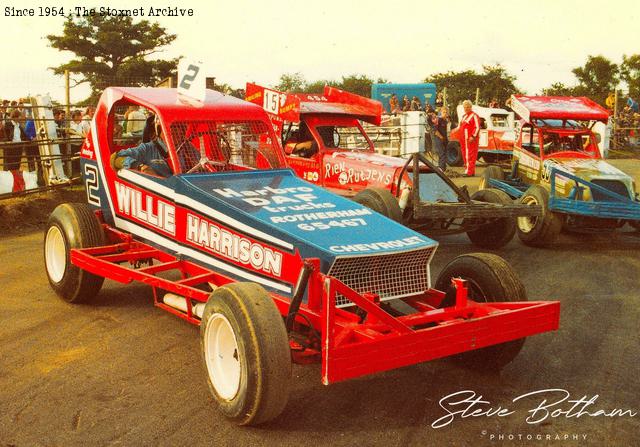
[
  {"left": 353, "top": 187, "right": 402, "bottom": 222},
  {"left": 516, "top": 185, "right": 562, "bottom": 247},
  {"left": 200, "top": 283, "right": 291, "bottom": 426},
  {"left": 434, "top": 253, "right": 527, "bottom": 371},
  {"left": 466, "top": 188, "right": 516, "bottom": 249},
  {"left": 44, "top": 203, "right": 105, "bottom": 303}
]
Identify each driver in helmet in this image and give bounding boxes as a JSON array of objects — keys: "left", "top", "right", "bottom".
[
  {"left": 111, "top": 116, "right": 200, "bottom": 176},
  {"left": 111, "top": 115, "right": 173, "bottom": 177}
]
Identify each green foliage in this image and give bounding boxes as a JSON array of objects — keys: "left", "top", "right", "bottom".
[
  {"left": 305, "top": 79, "right": 339, "bottom": 94},
  {"left": 273, "top": 73, "right": 385, "bottom": 96},
  {"left": 571, "top": 55, "right": 619, "bottom": 105},
  {"left": 541, "top": 82, "right": 576, "bottom": 96},
  {"left": 274, "top": 72, "right": 306, "bottom": 92},
  {"left": 424, "top": 65, "right": 520, "bottom": 108},
  {"left": 339, "top": 74, "right": 377, "bottom": 97},
  {"left": 620, "top": 54, "right": 640, "bottom": 99},
  {"left": 47, "top": 15, "right": 179, "bottom": 102}
]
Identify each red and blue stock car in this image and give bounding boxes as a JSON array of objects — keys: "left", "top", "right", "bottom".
[{"left": 44, "top": 87, "right": 560, "bottom": 425}]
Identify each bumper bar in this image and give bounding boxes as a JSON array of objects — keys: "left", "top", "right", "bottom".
[{"left": 321, "top": 276, "right": 560, "bottom": 385}]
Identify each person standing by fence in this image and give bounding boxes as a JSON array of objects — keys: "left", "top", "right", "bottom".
[
  {"left": 432, "top": 107, "right": 449, "bottom": 171},
  {"left": 456, "top": 99, "right": 480, "bottom": 177},
  {"left": 3, "top": 109, "right": 27, "bottom": 171}
]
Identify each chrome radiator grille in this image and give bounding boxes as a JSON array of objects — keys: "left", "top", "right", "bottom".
[{"left": 327, "top": 246, "right": 436, "bottom": 308}]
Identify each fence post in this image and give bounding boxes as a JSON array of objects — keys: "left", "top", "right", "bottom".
[
  {"left": 475, "top": 88, "right": 480, "bottom": 105},
  {"left": 65, "top": 70, "right": 71, "bottom": 175},
  {"left": 443, "top": 87, "right": 447, "bottom": 108}
]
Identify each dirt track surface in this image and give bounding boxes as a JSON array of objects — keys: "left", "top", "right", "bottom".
[{"left": 1, "top": 161, "right": 639, "bottom": 447}]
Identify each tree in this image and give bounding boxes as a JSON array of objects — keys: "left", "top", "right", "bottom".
[
  {"left": 620, "top": 54, "right": 640, "bottom": 99},
  {"left": 274, "top": 72, "right": 306, "bottom": 92},
  {"left": 479, "top": 65, "right": 519, "bottom": 104},
  {"left": 304, "top": 79, "right": 339, "bottom": 94},
  {"left": 424, "top": 65, "right": 519, "bottom": 108},
  {"left": 47, "top": 15, "right": 179, "bottom": 103},
  {"left": 541, "top": 82, "right": 576, "bottom": 96},
  {"left": 571, "top": 55, "right": 619, "bottom": 105},
  {"left": 338, "top": 74, "right": 376, "bottom": 97}
]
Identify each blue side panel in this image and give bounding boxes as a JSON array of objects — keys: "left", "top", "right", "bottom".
[
  {"left": 548, "top": 168, "right": 640, "bottom": 220},
  {"left": 175, "top": 169, "right": 437, "bottom": 263},
  {"left": 488, "top": 178, "right": 527, "bottom": 199},
  {"left": 371, "top": 83, "right": 437, "bottom": 111},
  {"left": 79, "top": 158, "right": 113, "bottom": 224}
]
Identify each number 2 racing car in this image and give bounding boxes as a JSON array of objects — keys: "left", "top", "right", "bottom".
[
  {"left": 246, "top": 83, "right": 542, "bottom": 249},
  {"left": 44, "top": 87, "right": 560, "bottom": 425},
  {"left": 480, "top": 95, "right": 640, "bottom": 246}
]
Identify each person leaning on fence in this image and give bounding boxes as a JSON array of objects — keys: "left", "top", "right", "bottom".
[
  {"left": 69, "top": 110, "right": 87, "bottom": 177},
  {"left": 2, "top": 109, "right": 27, "bottom": 171},
  {"left": 81, "top": 106, "right": 95, "bottom": 135},
  {"left": 23, "top": 107, "right": 44, "bottom": 185},
  {"left": 389, "top": 94, "right": 401, "bottom": 114},
  {"left": 410, "top": 96, "right": 423, "bottom": 111},
  {"left": 455, "top": 100, "right": 481, "bottom": 177},
  {"left": 401, "top": 95, "right": 411, "bottom": 112}
]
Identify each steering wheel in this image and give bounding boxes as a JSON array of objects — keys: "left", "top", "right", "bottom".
[{"left": 184, "top": 131, "right": 232, "bottom": 173}]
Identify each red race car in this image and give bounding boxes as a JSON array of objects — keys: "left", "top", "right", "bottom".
[
  {"left": 44, "top": 86, "right": 559, "bottom": 425},
  {"left": 246, "top": 83, "right": 541, "bottom": 249}
]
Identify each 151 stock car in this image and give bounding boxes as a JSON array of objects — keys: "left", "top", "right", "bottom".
[
  {"left": 246, "top": 83, "right": 542, "bottom": 249},
  {"left": 481, "top": 95, "right": 640, "bottom": 246},
  {"left": 44, "top": 87, "right": 560, "bottom": 425}
]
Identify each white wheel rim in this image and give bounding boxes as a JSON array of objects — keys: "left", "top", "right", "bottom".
[
  {"left": 204, "top": 313, "right": 241, "bottom": 400},
  {"left": 518, "top": 196, "right": 540, "bottom": 233},
  {"left": 45, "top": 226, "right": 67, "bottom": 283}
]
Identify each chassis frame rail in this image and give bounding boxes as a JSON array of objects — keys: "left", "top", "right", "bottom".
[{"left": 70, "top": 225, "right": 560, "bottom": 385}]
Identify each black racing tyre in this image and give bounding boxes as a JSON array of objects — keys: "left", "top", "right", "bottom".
[
  {"left": 446, "top": 141, "right": 463, "bottom": 166},
  {"left": 479, "top": 165, "right": 504, "bottom": 190},
  {"left": 516, "top": 185, "right": 562, "bottom": 247},
  {"left": 44, "top": 203, "right": 105, "bottom": 303},
  {"left": 200, "top": 283, "right": 291, "bottom": 426},
  {"left": 353, "top": 187, "right": 402, "bottom": 222},
  {"left": 466, "top": 189, "right": 516, "bottom": 249},
  {"left": 434, "top": 253, "right": 527, "bottom": 371}
]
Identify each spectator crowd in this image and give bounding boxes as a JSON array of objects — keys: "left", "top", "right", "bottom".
[
  {"left": 0, "top": 98, "right": 96, "bottom": 184},
  {"left": 613, "top": 96, "right": 640, "bottom": 148}
]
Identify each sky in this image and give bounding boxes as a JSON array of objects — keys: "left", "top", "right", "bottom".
[{"left": 1, "top": 0, "right": 638, "bottom": 104}]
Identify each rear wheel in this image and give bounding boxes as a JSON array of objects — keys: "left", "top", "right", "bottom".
[
  {"left": 44, "top": 203, "right": 105, "bottom": 303},
  {"left": 434, "top": 253, "right": 527, "bottom": 371},
  {"left": 479, "top": 165, "right": 504, "bottom": 190},
  {"left": 516, "top": 185, "right": 562, "bottom": 247},
  {"left": 200, "top": 283, "right": 291, "bottom": 426},
  {"left": 446, "top": 141, "right": 463, "bottom": 166},
  {"left": 353, "top": 187, "right": 402, "bottom": 222},
  {"left": 466, "top": 189, "right": 516, "bottom": 249}
]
